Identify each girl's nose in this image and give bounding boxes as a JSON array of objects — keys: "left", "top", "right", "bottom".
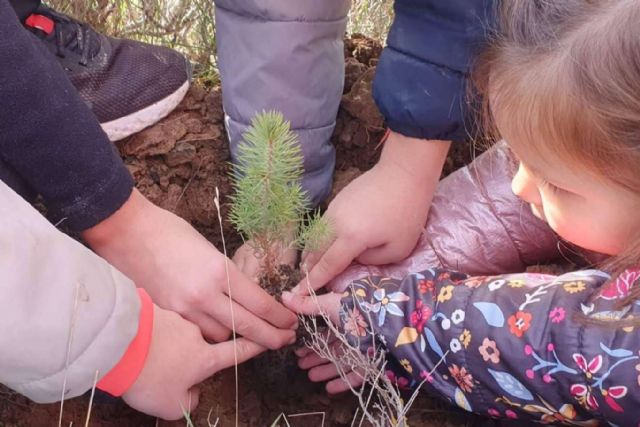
[{"left": 511, "top": 163, "right": 541, "bottom": 205}]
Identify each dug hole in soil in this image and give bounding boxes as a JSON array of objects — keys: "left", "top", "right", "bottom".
[{"left": 0, "top": 35, "right": 492, "bottom": 427}]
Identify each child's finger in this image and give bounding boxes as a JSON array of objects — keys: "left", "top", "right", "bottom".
[
  {"left": 295, "top": 333, "right": 338, "bottom": 358},
  {"left": 224, "top": 263, "right": 298, "bottom": 329},
  {"left": 197, "top": 338, "right": 267, "bottom": 382},
  {"left": 184, "top": 387, "right": 201, "bottom": 414},
  {"left": 281, "top": 291, "right": 322, "bottom": 315},
  {"left": 281, "top": 291, "right": 342, "bottom": 324},
  {"left": 299, "top": 249, "right": 319, "bottom": 274},
  {"left": 308, "top": 362, "right": 341, "bottom": 382},
  {"left": 292, "top": 238, "right": 366, "bottom": 295},
  {"left": 356, "top": 242, "right": 395, "bottom": 266},
  {"left": 232, "top": 246, "right": 260, "bottom": 283},
  {"left": 234, "top": 254, "right": 245, "bottom": 272},
  {"left": 294, "top": 346, "right": 313, "bottom": 357},
  {"left": 298, "top": 352, "right": 330, "bottom": 370},
  {"left": 326, "top": 371, "right": 365, "bottom": 394},
  {"left": 184, "top": 311, "right": 230, "bottom": 343},
  {"left": 164, "top": 387, "right": 201, "bottom": 420}
]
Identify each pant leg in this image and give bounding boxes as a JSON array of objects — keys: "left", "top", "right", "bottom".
[
  {"left": 9, "top": 0, "right": 40, "bottom": 21},
  {"left": 214, "top": 0, "right": 350, "bottom": 207}
]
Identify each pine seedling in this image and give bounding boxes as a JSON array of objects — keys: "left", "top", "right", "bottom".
[
  {"left": 296, "top": 210, "right": 333, "bottom": 255},
  {"left": 229, "top": 111, "right": 331, "bottom": 281}
]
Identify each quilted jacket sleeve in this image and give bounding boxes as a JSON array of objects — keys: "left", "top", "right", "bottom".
[
  {"left": 341, "top": 268, "right": 640, "bottom": 424},
  {"left": 214, "top": 0, "right": 350, "bottom": 206},
  {"left": 0, "top": 180, "right": 140, "bottom": 403},
  {"left": 329, "top": 141, "right": 564, "bottom": 293},
  {"left": 373, "top": 0, "right": 495, "bottom": 142}
]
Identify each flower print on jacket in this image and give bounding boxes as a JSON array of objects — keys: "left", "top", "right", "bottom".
[
  {"left": 343, "top": 306, "right": 368, "bottom": 337},
  {"left": 459, "top": 329, "right": 472, "bottom": 349},
  {"left": 479, "top": 338, "right": 500, "bottom": 364},
  {"left": 508, "top": 279, "right": 525, "bottom": 288},
  {"left": 508, "top": 311, "right": 532, "bottom": 338},
  {"left": 410, "top": 300, "right": 431, "bottom": 333},
  {"left": 549, "top": 307, "right": 566, "bottom": 323},
  {"left": 449, "top": 364, "right": 474, "bottom": 393},
  {"left": 463, "top": 276, "right": 489, "bottom": 288},
  {"left": 400, "top": 358, "right": 413, "bottom": 374},
  {"left": 417, "top": 277, "right": 436, "bottom": 296},
  {"left": 451, "top": 309, "right": 465, "bottom": 324},
  {"left": 437, "top": 285, "right": 454, "bottom": 303},
  {"left": 362, "top": 287, "right": 410, "bottom": 327},
  {"left": 386, "top": 370, "right": 410, "bottom": 389},
  {"left": 570, "top": 351, "right": 632, "bottom": 413},
  {"left": 563, "top": 281, "right": 586, "bottom": 294},
  {"left": 599, "top": 269, "right": 640, "bottom": 301},
  {"left": 339, "top": 268, "right": 640, "bottom": 425}
]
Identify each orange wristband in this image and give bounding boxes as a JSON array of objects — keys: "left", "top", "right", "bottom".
[{"left": 97, "top": 288, "right": 154, "bottom": 396}]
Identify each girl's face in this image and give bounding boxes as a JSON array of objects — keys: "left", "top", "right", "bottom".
[{"left": 509, "top": 146, "right": 640, "bottom": 256}]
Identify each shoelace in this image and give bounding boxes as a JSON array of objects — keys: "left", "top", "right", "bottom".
[
  {"left": 28, "top": 7, "right": 97, "bottom": 66},
  {"left": 54, "top": 19, "right": 92, "bottom": 66}
]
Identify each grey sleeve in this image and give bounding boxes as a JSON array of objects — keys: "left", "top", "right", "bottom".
[
  {"left": 214, "top": 0, "right": 350, "bottom": 206},
  {"left": 0, "top": 181, "right": 140, "bottom": 403}
]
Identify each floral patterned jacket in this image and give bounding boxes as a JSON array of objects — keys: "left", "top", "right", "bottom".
[{"left": 340, "top": 268, "right": 640, "bottom": 426}]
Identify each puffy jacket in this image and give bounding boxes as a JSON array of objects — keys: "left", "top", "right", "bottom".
[
  {"left": 373, "top": 0, "right": 495, "bottom": 142},
  {"left": 214, "top": 0, "right": 349, "bottom": 207},
  {"left": 0, "top": 180, "right": 150, "bottom": 403},
  {"left": 341, "top": 267, "right": 640, "bottom": 425},
  {"left": 214, "top": 0, "right": 495, "bottom": 206},
  {"left": 330, "top": 142, "right": 570, "bottom": 291}
]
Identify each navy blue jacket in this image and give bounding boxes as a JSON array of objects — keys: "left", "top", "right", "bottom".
[{"left": 374, "top": 0, "right": 495, "bottom": 142}]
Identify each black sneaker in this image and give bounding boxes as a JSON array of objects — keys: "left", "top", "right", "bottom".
[{"left": 24, "top": 6, "right": 191, "bottom": 141}]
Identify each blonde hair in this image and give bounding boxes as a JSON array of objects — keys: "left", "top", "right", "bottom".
[
  {"left": 474, "top": 0, "right": 640, "bottom": 276},
  {"left": 476, "top": 0, "right": 640, "bottom": 193}
]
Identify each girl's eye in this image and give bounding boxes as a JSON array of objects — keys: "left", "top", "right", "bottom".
[{"left": 539, "top": 178, "right": 562, "bottom": 194}]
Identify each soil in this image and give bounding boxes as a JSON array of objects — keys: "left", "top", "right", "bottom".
[{"left": 0, "top": 35, "right": 490, "bottom": 427}]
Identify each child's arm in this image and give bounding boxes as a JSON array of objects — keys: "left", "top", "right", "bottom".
[
  {"left": 327, "top": 142, "right": 567, "bottom": 293},
  {"left": 0, "top": 181, "right": 266, "bottom": 420},
  {"left": 0, "top": 0, "right": 133, "bottom": 231},
  {"left": 286, "top": 268, "right": 640, "bottom": 424},
  {"left": 0, "top": 180, "right": 142, "bottom": 403}
]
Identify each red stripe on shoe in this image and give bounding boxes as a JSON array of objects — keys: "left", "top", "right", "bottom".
[
  {"left": 97, "top": 288, "right": 154, "bottom": 396},
  {"left": 25, "top": 14, "right": 55, "bottom": 35}
]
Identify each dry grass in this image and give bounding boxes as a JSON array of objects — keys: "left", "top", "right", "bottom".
[
  {"left": 46, "top": 0, "right": 393, "bottom": 81},
  {"left": 296, "top": 281, "right": 449, "bottom": 427},
  {"left": 47, "top": 0, "right": 217, "bottom": 77},
  {"left": 349, "top": 0, "right": 394, "bottom": 41}
]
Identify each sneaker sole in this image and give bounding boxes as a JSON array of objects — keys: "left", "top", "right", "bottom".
[{"left": 101, "top": 80, "right": 190, "bottom": 141}]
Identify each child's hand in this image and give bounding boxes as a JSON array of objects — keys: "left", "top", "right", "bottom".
[
  {"left": 281, "top": 290, "right": 342, "bottom": 324},
  {"left": 83, "top": 189, "right": 297, "bottom": 350},
  {"left": 122, "top": 305, "right": 266, "bottom": 420},
  {"left": 294, "top": 133, "right": 451, "bottom": 295},
  {"left": 232, "top": 240, "right": 298, "bottom": 282},
  {"left": 282, "top": 291, "right": 365, "bottom": 393},
  {"left": 294, "top": 345, "right": 365, "bottom": 394}
]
